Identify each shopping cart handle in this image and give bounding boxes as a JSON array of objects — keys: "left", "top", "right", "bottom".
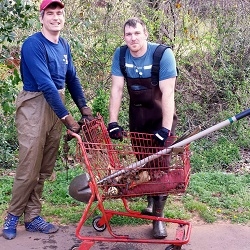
[{"left": 67, "top": 129, "right": 82, "bottom": 141}]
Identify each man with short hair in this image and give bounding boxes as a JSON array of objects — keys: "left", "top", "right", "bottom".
[
  {"left": 107, "top": 17, "right": 178, "bottom": 239},
  {"left": 2, "top": 0, "right": 93, "bottom": 240}
]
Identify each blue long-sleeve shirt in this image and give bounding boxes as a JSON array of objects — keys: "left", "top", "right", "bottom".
[{"left": 20, "top": 32, "right": 86, "bottom": 118}]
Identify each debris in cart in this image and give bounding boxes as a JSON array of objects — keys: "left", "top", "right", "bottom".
[
  {"left": 68, "top": 115, "right": 191, "bottom": 250},
  {"left": 67, "top": 108, "right": 250, "bottom": 250}
]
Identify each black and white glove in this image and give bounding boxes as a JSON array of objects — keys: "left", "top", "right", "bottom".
[
  {"left": 153, "top": 127, "right": 170, "bottom": 146},
  {"left": 107, "top": 122, "right": 124, "bottom": 141}
]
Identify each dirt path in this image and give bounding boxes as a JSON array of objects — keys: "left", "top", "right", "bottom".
[{"left": 1, "top": 221, "right": 250, "bottom": 249}]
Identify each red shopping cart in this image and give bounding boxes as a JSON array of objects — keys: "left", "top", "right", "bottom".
[{"left": 68, "top": 115, "right": 192, "bottom": 250}]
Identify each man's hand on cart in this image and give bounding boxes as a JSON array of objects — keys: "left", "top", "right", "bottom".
[
  {"left": 78, "top": 106, "right": 94, "bottom": 125},
  {"left": 61, "top": 114, "right": 81, "bottom": 133},
  {"left": 153, "top": 127, "right": 170, "bottom": 146},
  {"left": 107, "top": 122, "right": 124, "bottom": 141},
  {"left": 61, "top": 114, "right": 82, "bottom": 141}
]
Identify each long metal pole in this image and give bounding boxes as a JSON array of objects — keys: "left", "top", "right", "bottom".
[{"left": 98, "top": 108, "right": 250, "bottom": 184}]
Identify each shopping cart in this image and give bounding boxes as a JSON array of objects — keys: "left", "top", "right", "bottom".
[{"left": 68, "top": 114, "right": 191, "bottom": 250}]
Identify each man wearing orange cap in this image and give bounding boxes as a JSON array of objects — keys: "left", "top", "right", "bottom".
[{"left": 2, "top": 0, "right": 93, "bottom": 240}]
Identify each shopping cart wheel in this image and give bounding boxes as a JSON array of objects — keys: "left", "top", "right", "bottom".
[
  {"left": 70, "top": 244, "right": 79, "bottom": 250},
  {"left": 165, "top": 245, "right": 182, "bottom": 250},
  {"left": 92, "top": 216, "right": 107, "bottom": 232}
]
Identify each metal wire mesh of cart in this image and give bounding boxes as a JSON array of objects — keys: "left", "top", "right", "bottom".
[{"left": 75, "top": 115, "right": 191, "bottom": 200}]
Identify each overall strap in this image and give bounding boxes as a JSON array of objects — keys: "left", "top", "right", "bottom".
[
  {"left": 119, "top": 44, "right": 173, "bottom": 82},
  {"left": 151, "top": 44, "right": 171, "bottom": 85},
  {"left": 119, "top": 45, "right": 128, "bottom": 78}
]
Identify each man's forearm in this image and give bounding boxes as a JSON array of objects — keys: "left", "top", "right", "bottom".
[
  {"left": 109, "top": 93, "right": 122, "bottom": 123},
  {"left": 160, "top": 78, "right": 176, "bottom": 130},
  {"left": 162, "top": 97, "right": 174, "bottom": 130},
  {"left": 109, "top": 76, "right": 125, "bottom": 123}
]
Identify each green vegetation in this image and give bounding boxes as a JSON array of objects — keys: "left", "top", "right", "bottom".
[
  {"left": 0, "top": 0, "right": 250, "bottom": 227},
  {"left": 183, "top": 172, "right": 250, "bottom": 223},
  {"left": 1, "top": 166, "right": 249, "bottom": 225}
]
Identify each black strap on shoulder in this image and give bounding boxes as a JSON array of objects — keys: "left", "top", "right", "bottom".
[
  {"left": 119, "top": 44, "right": 174, "bottom": 83},
  {"left": 151, "top": 44, "right": 171, "bottom": 85},
  {"left": 119, "top": 45, "right": 128, "bottom": 78}
]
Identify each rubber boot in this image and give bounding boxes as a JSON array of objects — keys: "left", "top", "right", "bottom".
[
  {"left": 141, "top": 196, "right": 154, "bottom": 215},
  {"left": 152, "top": 195, "right": 167, "bottom": 239}
]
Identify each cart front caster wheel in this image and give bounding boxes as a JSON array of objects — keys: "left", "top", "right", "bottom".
[
  {"left": 92, "top": 216, "right": 107, "bottom": 232},
  {"left": 165, "top": 245, "right": 182, "bottom": 250},
  {"left": 70, "top": 244, "right": 79, "bottom": 250}
]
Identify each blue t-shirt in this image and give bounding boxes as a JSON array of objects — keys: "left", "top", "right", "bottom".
[
  {"left": 111, "top": 42, "right": 177, "bottom": 80},
  {"left": 20, "top": 32, "right": 86, "bottom": 118}
]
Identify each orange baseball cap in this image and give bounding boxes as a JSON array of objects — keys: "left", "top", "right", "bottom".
[{"left": 40, "top": 0, "right": 64, "bottom": 11}]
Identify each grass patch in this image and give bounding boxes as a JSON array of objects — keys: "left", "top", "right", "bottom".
[
  {"left": 0, "top": 166, "right": 249, "bottom": 226},
  {"left": 0, "top": 175, "right": 14, "bottom": 204},
  {"left": 190, "top": 136, "right": 241, "bottom": 173},
  {"left": 183, "top": 171, "right": 250, "bottom": 223}
]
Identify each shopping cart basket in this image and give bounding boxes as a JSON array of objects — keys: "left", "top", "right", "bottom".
[{"left": 68, "top": 115, "right": 191, "bottom": 250}]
